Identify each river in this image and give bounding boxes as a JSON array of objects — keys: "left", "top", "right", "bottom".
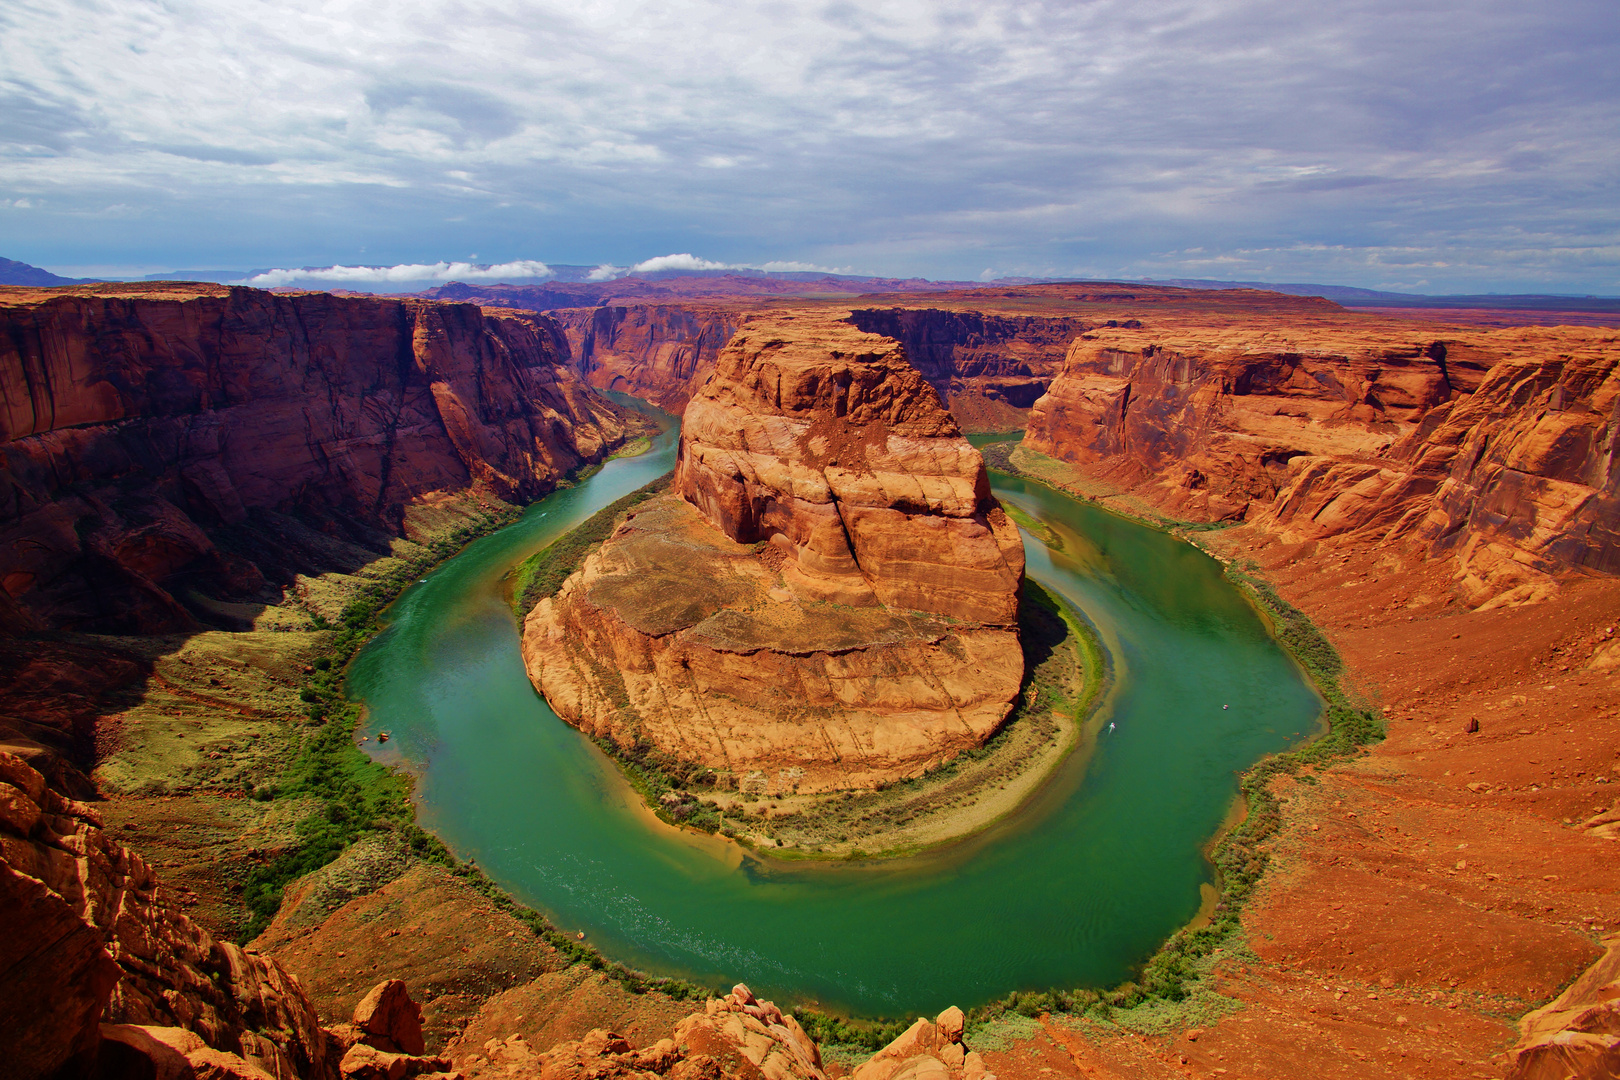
[{"left": 348, "top": 410, "right": 1321, "bottom": 1016}]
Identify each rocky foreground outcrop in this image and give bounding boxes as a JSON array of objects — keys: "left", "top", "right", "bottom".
[
  {"left": 460, "top": 986, "right": 990, "bottom": 1080},
  {"left": 1025, "top": 323, "right": 1618, "bottom": 604},
  {"left": 0, "top": 283, "right": 638, "bottom": 636},
  {"left": 0, "top": 747, "right": 337, "bottom": 1078},
  {"left": 523, "top": 315, "right": 1024, "bottom": 792},
  {"left": 0, "top": 748, "right": 984, "bottom": 1080},
  {"left": 1505, "top": 934, "right": 1620, "bottom": 1080}
]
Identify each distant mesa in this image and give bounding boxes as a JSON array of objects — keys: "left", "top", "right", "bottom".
[
  {"left": 0, "top": 257, "right": 101, "bottom": 287},
  {"left": 521, "top": 313, "right": 1026, "bottom": 793}
]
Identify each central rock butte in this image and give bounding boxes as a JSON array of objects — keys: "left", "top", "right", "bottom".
[{"left": 521, "top": 314, "right": 1026, "bottom": 794}]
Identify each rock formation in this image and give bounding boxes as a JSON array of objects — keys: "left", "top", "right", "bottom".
[
  {"left": 550, "top": 305, "right": 743, "bottom": 413},
  {"left": 460, "top": 984, "right": 825, "bottom": 1080},
  {"left": 0, "top": 748, "right": 334, "bottom": 1078},
  {"left": 1025, "top": 323, "right": 1618, "bottom": 604},
  {"left": 845, "top": 309, "right": 1087, "bottom": 431},
  {"left": 0, "top": 283, "right": 638, "bottom": 636},
  {"left": 850, "top": 1005, "right": 991, "bottom": 1080},
  {"left": 1505, "top": 934, "right": 1620, "bottom": 1080},
  {"left": 523, "top": 315, "right": 1024, "bottom": 793}
]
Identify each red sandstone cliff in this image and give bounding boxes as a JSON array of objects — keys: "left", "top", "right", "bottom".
[
  {"left": 548, "top": 305, "right": 743, "bottom": 412},
  {"left": 1024, "top": 323, "right": 1616, "bottom": 603},
  {"left": 846, "top": 308, "right": 1088, "bottom": 430},
  {"left": 522, "top": 314, "right": 1025, "bottom": 793},
  {"left": 676, "top": 315, "right": 1024, "bottom": 623},
  {"left": 0, "top": 284, "right": 638, "bottom": 635}
]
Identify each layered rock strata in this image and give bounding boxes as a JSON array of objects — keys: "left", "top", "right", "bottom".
[
  {"left": 1025, "top": 324, "right": 1618, "bottom": 604},
  {"left": 0, "top": 284, "right": 636, "bottom": 635},
  {"left": 550, "top": 305, "right": 743, "bottom": 413},
  {"left": 0, "top": 748, "right": 332, "bottom": 1078},
  {"left": 846, "top": 308, "right": 1088, "bottom": 430},
  {"left": 523, "top": 316, "right": 1024, "bottom": 793},
  {"left": 1505, "top": 934, "right": 1620, "bottom": 1080}
]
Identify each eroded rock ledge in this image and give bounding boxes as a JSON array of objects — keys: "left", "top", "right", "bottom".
[{"left": 522, "top": 315, "right": 1024, "bottom": 794}]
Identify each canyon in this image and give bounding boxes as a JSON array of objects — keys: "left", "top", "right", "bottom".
[
  {"left": 0, "top": 281, "right": 641, "bottom": 767},
  {"left": 1, "top": 278, "right": 1617, "bottom": 1080},
  {"left": 521, "top": 314, "right": 1027, "bottom": 794}
]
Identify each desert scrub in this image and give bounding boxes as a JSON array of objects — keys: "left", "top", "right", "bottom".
[
  {"left": 509, "top": 473, "right": 671, "bottom": 616},
  {"left": 790, "top": 1009, "right": 917, "bottom": 1053}
]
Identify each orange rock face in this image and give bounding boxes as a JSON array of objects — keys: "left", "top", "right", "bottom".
[
  {"left": 1025, "top": 322, "right": 1618, "bottom": 605},
  {"left": 0, "top": 749, "right": 333, "bottom": 1080},
  {"left": 550, "top": 304, "right": 743, "bottom": 413},
  {"left": 459, "top": 984, "right": 826, "bottom": 1080},
  {"left": 523, "top": 315, "right": 1024, "bottom": 793},
  {"left": 676, "top": 316, "right": 1024, "bottom": 623},
  {"left": 0, "top": 283, "right": 637, "bottom": 633}
]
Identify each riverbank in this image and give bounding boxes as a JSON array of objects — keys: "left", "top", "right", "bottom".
[
  {"left": 512, "top": 484, "right": 1107, "bottom": 859},
  {"left": 961, "top": 435, "right": 1620, "bottom": 1079},
  {"left": 700, "top": 581, "right": 1106, "bottom": 860},
  {"left": 83, "top": 453, "right": 712, "bottom": 1050}
]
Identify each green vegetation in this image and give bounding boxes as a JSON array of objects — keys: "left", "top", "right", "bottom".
[
  {"left": 791, "top": 1009, "right": 917, "bottom": 1053},
  {"left": 509, "top": 474, "right": 671, "bottom": 616},
  {"left": 235, "top": 488, "right": 712, "bottom": 1001},
  {"left": 239, "top": 503, "right": 522, "bottom": 939},
  {"left": 1001, "top": 500, "right": 1063, "bottom": 550},
  {"left": 610, "top": 435, "right": 653, "bottom": 459}
]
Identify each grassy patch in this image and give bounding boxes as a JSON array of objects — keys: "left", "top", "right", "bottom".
[
  {"left": 610, "top": 435, "right": 653, "bottom": 460},
  {"left": 509, "top": 474, "right": 672, "bottom": 616},
  {"left": 791, "top": 1010, "right": 918, "bottom": 1053},
  {"left": 1002, "top": 501, "right": 1063, "bottom": 550}
]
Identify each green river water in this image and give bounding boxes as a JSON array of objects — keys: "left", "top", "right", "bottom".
[{"left": 348, "top": 413, "right": 1322, "bottom": 1016}]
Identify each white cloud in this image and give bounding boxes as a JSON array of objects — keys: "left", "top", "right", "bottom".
[
  {"left": 586, "top": 264, "right": 628, "bottom": 281},
  {"left": 624, "top": 254, "right": 850, "bottom": 275},
  {"left": 754, "top": 260, "right": 849, "bottom": 274},
  {"left": 629, "top": 254, "right": 733, "bottom": 273},
  {"left": 244, "top": 260, "right": 552, "bottom": 286}
]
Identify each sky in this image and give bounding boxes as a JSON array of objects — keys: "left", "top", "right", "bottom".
[{"left": 2, "top": 0, "right": 1618, "bottom": 292}]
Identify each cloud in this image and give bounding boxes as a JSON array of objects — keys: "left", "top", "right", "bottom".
[
  {"left": 626, "top": 254, "right": 850, "bottom": 275},
  {"left": 586, "top": 264, "right": 628, "bottom": 281},
  {"left": 244, "top": 260, "right": 552, "bottom": 286},
  {"left": 1, "top": 0, "right": 1617, "bottom": 290},
  {"left": 629, "top": 254, "right": 733, "bottom": 273}
]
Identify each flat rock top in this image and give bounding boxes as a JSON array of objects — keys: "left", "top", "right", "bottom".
[{"left": 584, "top": 494, "right": 951, "bottom": 652}]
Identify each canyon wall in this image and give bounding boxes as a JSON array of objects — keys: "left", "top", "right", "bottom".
[
  {"left": 0, "top": 284, "right": 637, "bottom": 636},
  {"left": 523, "top": 315, "right": 1025, "bottom": 793},
  {"left": 846, "top": 308, "right": 1089, "bottom": 430},
  {"left": 548, "top": 305, "right": 743, "bottom": 412},
  {"left": 1025, "top": 324, "right": 1617, "bottom": 603}
]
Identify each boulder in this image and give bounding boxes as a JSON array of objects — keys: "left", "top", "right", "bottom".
[{"left": 353, "top": 980, "right": 427, "bottom": 1055}]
